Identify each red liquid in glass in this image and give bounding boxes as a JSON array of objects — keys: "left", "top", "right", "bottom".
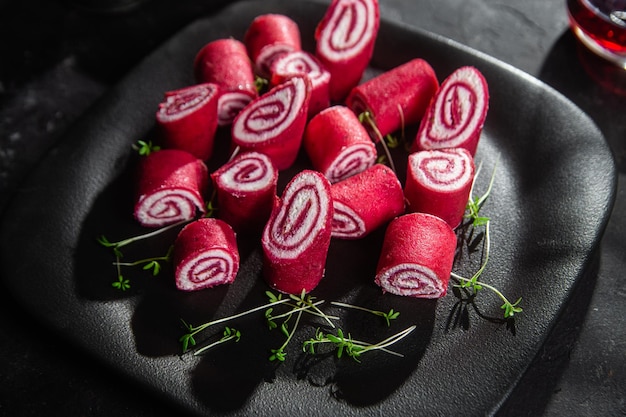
[{"left": 567, "top": 0, "right": 626, "bottom": 54}]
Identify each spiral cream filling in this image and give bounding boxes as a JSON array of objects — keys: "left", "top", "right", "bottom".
[
  {"left": 232, "top": 77, "right": 307, "bottom": 144},
  {"left": 409, "top": 149, "right": 473, "bottom": 192},
  {"left": 217, "top": 91, "right": 254, "bottom": 126},
  {"left": 331, "top": 200, "right": 366, "bottom": 238},
  {"left": 177, "top": 248, "right": 236, "bottom": 291},
  {"left": 216, "top": 153, "right": 275, "bottom": 193},
  {"left": 263, "top": 172, "right": 330, "bottom": 259},
  {"left": 325, "top": 143, "right": 376, "bottom": 183},
  {"left": 376, "top": 263, "right": 445, "bottom": 298},
  {"left": 274, "top": 51, "right": 330, "bottom": 86},
  {"left": 157, "top": 85, "right": 216, "bottom": 122},
  {"left": 135, "top": 189, "right": 203, "bottom": 226},
  {"left": 421, "top": 68, "right": 487, "bottom": 149},
  {"left": 317, "top": 0, "right": 377, "bottom": 61}
]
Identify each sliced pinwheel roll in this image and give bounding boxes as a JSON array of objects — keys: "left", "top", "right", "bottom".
[
  {"left": 315, "top": 0, "right": 380, "bottom": 101},
  {"left": 346, "top": 58, "right": 439, "bottom": 139},
  {"left": 375, "top": 213, "right": 457, "bottom": 298},
  {"left": 412, "top": 66, "right": 489, "bottom": 156},
  {"left": 194, "top": 38, "right": 258, "bottom": 126},
  {"left": 173, "top": 218, "right": 239, "bottom": 291},
  {"left": 303, "top": 105, "right": 376, "bottom": 183},
  {"left": 134, "top": 149, "right": 208, "bottom": 228},
  {"left": 404, "top": 148, "right": 475, "bottom": 229},
  {"left": 244, "top": 13, "right": 302, "bottom": 77},
  {"left": 261, "top": 170, "right": 333, "bottom": 294},
  {"left": 231, "top": 75, "right": 310, "bottom": 170},
  {"left": 211, "top": 151, "right": 278, "bottom": 233},
  {"left": 331, "top": 164, "right": 405, "bottom": 239},
  {"left": 156, "top": 83, "right": 220, "bottom": 161}
]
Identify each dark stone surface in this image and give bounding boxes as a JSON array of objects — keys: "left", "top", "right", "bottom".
[{"left": 0, "top": 0, "right": 624, "bottom": 415}]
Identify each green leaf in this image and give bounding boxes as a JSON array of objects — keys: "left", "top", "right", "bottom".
[
  {"left": 97, "top": 235, "right": 114, "bottom": 247},
  {"left": 112, "top": 275, "right": 130, "bottom": 291},
  {"left": 384, "top": 134, "right": 399, "bottom": 149},
  {"left": 266, "top": 291, "right": 280, "bottom": 303},
  {"left": 269, "top": 348, "right": 286, "bottom": 362},
  {"left": 179, "top": 334, "right": 196, "bottom": 352},
  {"left": 143, "top": 260, "right": 161, "bottom": 275}
]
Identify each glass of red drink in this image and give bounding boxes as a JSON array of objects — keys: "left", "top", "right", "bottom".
[{"left": 567, "top": 0, "right": 626, "bottom": 68}]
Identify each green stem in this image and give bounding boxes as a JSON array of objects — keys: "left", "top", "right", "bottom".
[
  {"left": 271, "top": 300, "right": 339, "bottom": 324},
  {"left": 360, "top": 111, "right": 396, "bottom": 174},
  {"left": 186, "top": 298, "right": 290, "bottom": 338},
  {"left": 102, "top": 219, "right": 189, "bottom": 250},
  {"left": 276, "top": 309, "right": 303, "bottom": 353},
  {"left": 356, "top": 325, "right": 416, "bottom": 356},
  {"left": 114, "top": 254, "right": 170, "bottom": 267}
]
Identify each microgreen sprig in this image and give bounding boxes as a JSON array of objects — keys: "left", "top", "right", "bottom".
[
  {"left": 132, "top": 139, "right": 160, "bottom": 156},
  {"left": 303, "top": 325, "right": 416, "bottom": 362},
  {"left": 98, "top": 220, "right": 189, "bottom": 252},
  {"left": 269, "top": 307, "right": 304, "bottom": 362},
  {"left": 465, "top": 157, "right": 499, "bottom": 227},
  {"left": 113, "top": 245, "right": 173, "bottom": 276},
  {"left": 179, "top": 296, "right": 290, "bottom": 353},
  {"left": 254, "top": 75, "right": 269, "bottom": 93},
  {"left": 451, "top": 221, "right": 523, "bottom": 319},
  {"left": 98, "top": 220, "right": 189, "bottom": 290},
  {"left": 193, "top": 327, "right": 241, "bottom": 356},
  {"left": 265, "top": 290, "right": 339, "bottom": 362},
  {"left": 330, "top": 301, "right": 400, "bottom": 327}
]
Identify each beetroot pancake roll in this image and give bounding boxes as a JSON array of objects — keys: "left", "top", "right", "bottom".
[
  {"left": 303, "top": 105, "right": 377, "bottom": 183},
  {"left": 211, "top": 151, "right": 278, "bottom": 233},
  {"left": 134, "top": 149, "right": 208, "bottom": 228},
  {"left": 375, "top": 213, "right": 456, "bottom": 298},
  {"left": 270, "top": 50, "right": 331, "bottom": 117},
  {"left": 173, "top": 218, "right": 239, "bottom": 291},
  {"left": 244, "top": 13, "right": 302, "bottom": 77},
  {"left": 194, "top": 38, "right": 258, "bottom": 126},
  {"left": 346, "top": 58, "right": 439, "bottom": 138},
  {"left": 315, "top": 0, "right": 380, "bottom": 101},
  {"left": 156, "top": 83, "right": 220, "bottom": 161},
  {"left": 404, "top": 148, "right": 475, "bottom": 229},
  {"left": 412, "top": 66, "right": 489, "bottom": 156},
  {"left": 261, "top": 170, "right": 333, "bottom": 294},
  {"left": 231, "top": 75, "right": 310, "bottom": 170},
  {"left": 331, "top": 164, "right": 405, "bottom": 239}
]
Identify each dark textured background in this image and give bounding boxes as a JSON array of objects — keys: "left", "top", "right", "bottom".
[{"left": 0, "top": 0, "right": 624, "bottom": 415}]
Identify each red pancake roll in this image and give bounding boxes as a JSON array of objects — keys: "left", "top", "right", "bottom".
[
  {"left": 261, "top": 170, "right": 333, "bottom": 294},
  {"left": 173, "top": 218, "right": 239, "bottom": 291},
  {"left": 194, "top": 38, "right": 258, "bottom": 126},
  {"left": 231, "top": 75, "right": 310, "bottom": 170},
  {"left": 156, "top": 83, "right": 220, "bottom": 161},
  {"left": 346, "top": 58, "right": 439, "bottom": 139},
  {"left": 331, "top": 164, "right": 405, "bottom": 239},
  {"left": 375, "top": 213, "right": 457, "bottom": 298},
  {"left": 404, "top": 148, "right": 475, "bottom": 229},
  {"left": 303, "top": 105, "right": 377, "bottom": 183},
  {"left": 315, "top": 0, "right": 380, "bottom": 101},
  {"left": 270, "top": 50, "right": 331, "bottom": 117},
  {"left": 134, "top": 149, "right": 208, "bottom": 228},
  {"left": 412, "top": 66, "right": 489, "bottom": 156},
  {"left": 244, "top": 13, "right": 302, "bottom": 77},
  {"left": 211, "top": 151, "right": 278, "bottom": 233}
]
